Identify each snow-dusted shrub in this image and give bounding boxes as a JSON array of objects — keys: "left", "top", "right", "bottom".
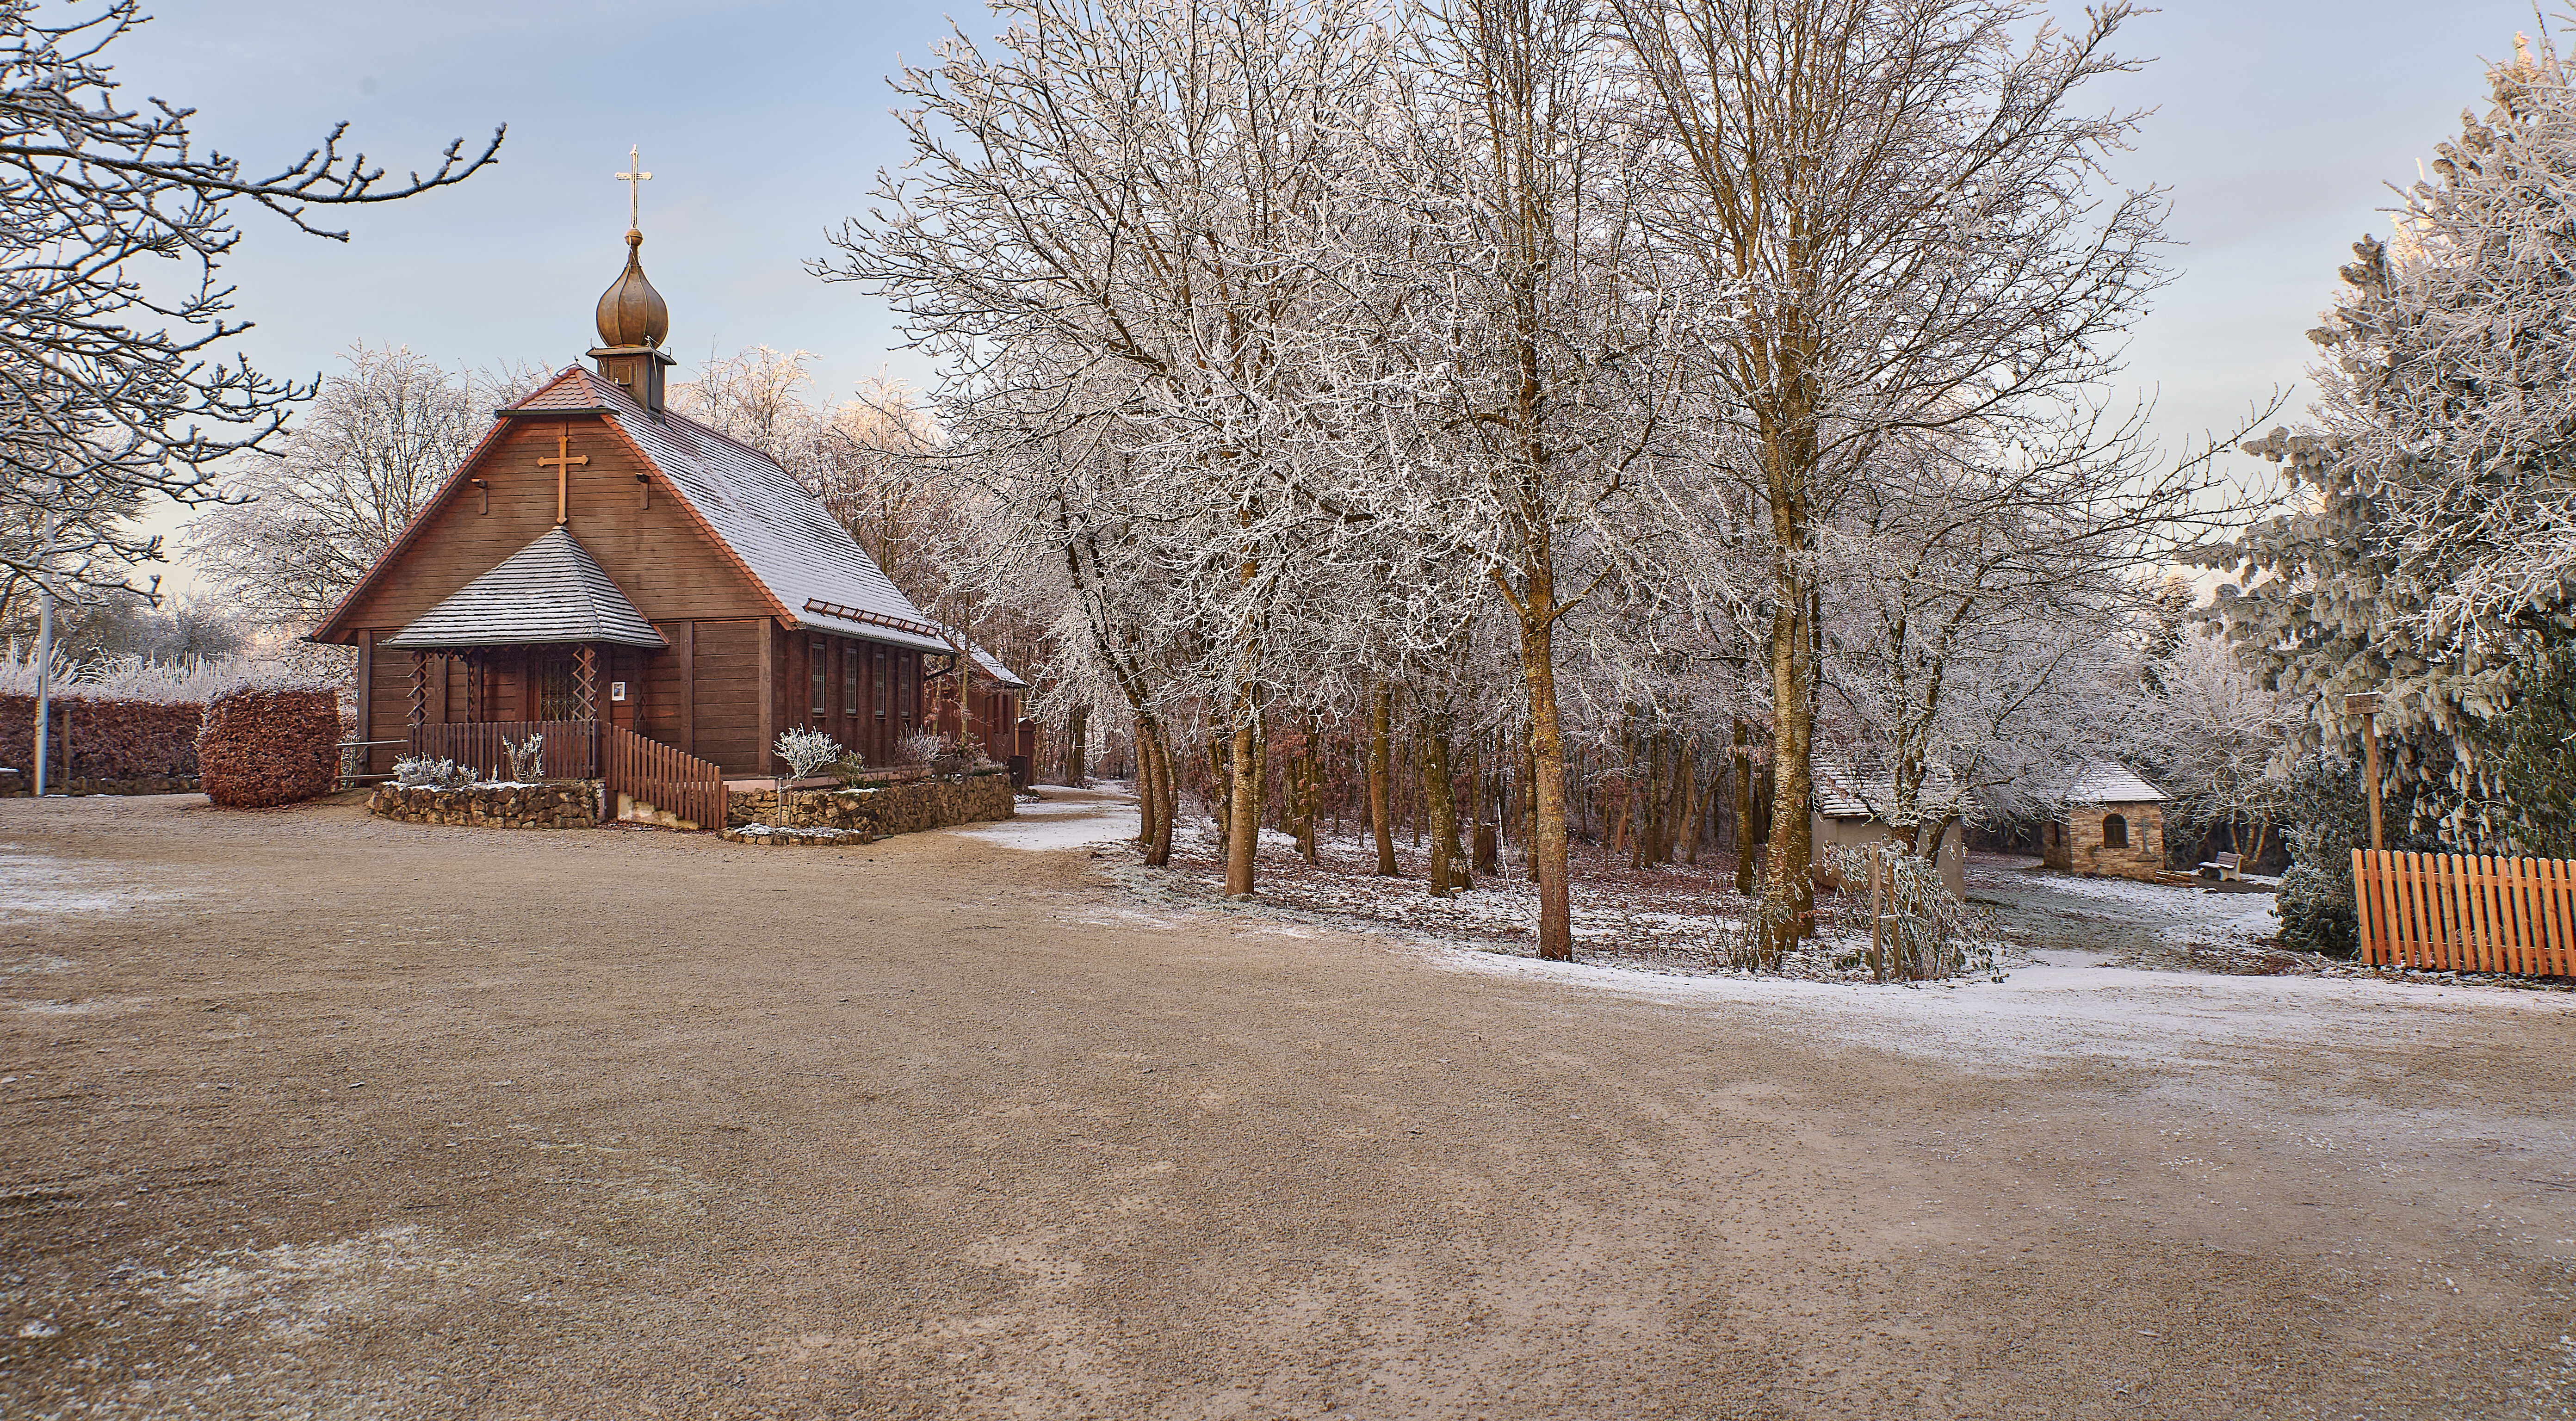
[
  {"left": 391, "top": 755, "right": 474, "bottom": 790},
  {"left": 892, "top": 730, "right": 942, "bottom": 768},
  {"left": 198, "top": 686, "right": 343, "bottom": 808},
  {"left": 775, "top": 725, "right": 842, "bottom": 781},
  {"left": 1823, "top": 841, "right": 2005, "bottom": 982},
  {"left": 502, "top": 734, "right": 544, "bottom": 785}
]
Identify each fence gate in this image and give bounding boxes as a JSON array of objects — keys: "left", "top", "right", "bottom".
[
  {"left": 602, "top": 723, "right": 724, "bottom": 830},
  {"left": 2353, "top": 849, "right": 2576, "bottom": 976}
]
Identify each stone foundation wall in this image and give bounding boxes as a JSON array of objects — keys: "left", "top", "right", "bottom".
[
  {"left": 726, "top": 772, "right": 1014, "bottom": 838},
  {"left": 2043, "top": 802, "right": 2165, "bottom": 881},
  {"left": 369, "top": 780, "right": 602, "bottom": 829}
]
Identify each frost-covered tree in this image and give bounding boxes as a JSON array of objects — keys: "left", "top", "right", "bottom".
[
  {"left": 0, "top": 2, "right": 500, "bottom": 603},
  {"left": 187, "top": 345, "right": 535, "bottom": 631},
  {"left": 1612, "top": 0, "right": 2173, "bottom": 960},
  {"left": 2146, "top": 630, "right": 2290, "bottom": 865},
  {"left": 2210, "top": 36, "right": 2576, "bottom": 852},
  {"left": 824, "top": 0, "right": 1399, "bottom": 899}
]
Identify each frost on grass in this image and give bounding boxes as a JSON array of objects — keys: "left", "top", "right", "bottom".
[
  {"left": 154, "top": 1225, "right": 509, "bottom": 1344},
  {"left": 1106, "top": 820, "right": 1920, "bottom": 982},
  {"left": 0, "top": 846, "right": 180, "bottom": 920}
]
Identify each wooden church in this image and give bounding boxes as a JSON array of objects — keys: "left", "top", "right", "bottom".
[{"left": 315, "top": 194, "right": 973, "bottom": 811}]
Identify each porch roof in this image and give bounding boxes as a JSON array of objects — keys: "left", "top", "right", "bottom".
[{"left": 382, "top": 526, "right": 666, "bottom": 650}]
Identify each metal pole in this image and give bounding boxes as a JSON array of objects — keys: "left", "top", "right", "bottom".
[{"left": 32, "top": 581, "right": 49, "bottom": 797}]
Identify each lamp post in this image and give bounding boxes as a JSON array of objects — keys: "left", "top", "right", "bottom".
[
  {"left": 2344, "top": 692, "right": 2383, "bottom": 853},
  {"left": 31, "top": 513, "right": 53, "bottom": 798}
]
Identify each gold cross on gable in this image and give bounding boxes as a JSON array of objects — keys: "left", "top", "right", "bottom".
[
  {"left": 538, "top": 429, "right": 588, "bottom": 525},
  {"left": 615, "top": 145, "right": 652, "bottom": 230}
]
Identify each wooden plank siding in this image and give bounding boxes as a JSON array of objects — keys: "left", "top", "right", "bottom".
[
  {"left": 331, "top": 417, "right": 774, "bottom": 635},
  {"left": 691, "top": 618, "right": 767, "bottom": 775}
]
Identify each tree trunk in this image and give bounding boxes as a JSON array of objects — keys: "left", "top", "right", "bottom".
[
  {"left": 1757, "top": 590, "right": 1817, "bottom": 964},
  {"left": 1514, "top": 605, "right": 1574, "bottom": 959},
  {"left": 1225, "top": 703, "right": 1263, "bottom": 898},
  {"left": 1065, "top": 704, "right": 1088, "bottom": 786},
  {"left": 1732, "top": 719, "right": 1757, "bottom": 896},
  {"left": 1368, "top": 685, "right": 1397, "bottom": 875},
  {"left": 1293, "top": 716, "right": 1321, "bottom": 865},
  {"left": 1134, "top": 714, "right": 1158, "bottom": 848},
  {"left": 1209, "top": 735, "right": 1231, "bottom": 868},
  {"left": 1147, "top": 727, "right": 1176, "bottom": 866},
  {"left": 1421, "top": 711, "right": 1468, "bottom": 896}
]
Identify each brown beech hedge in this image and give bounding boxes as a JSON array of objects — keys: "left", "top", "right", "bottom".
[
  {"left": 197, "top": 687, "right": 344, "bottom": 808},
  {"left": 1, "top": 695, "right": 202, "bottom": 781}
]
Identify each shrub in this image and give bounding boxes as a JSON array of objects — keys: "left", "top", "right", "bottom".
[
  {"left": 0, "top": 694, "right": 202, "bottom": 781},
  {"left": 198, "top": 687, "right": 343, "bottom": 808}
]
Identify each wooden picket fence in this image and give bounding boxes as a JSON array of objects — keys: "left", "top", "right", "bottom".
[
  {"left": 409, "top": 719, "right": 597, "bottom": 780},
  {"left": 2352, "top": 849, "right": 2576, "bottom": 976},
  {"left": 602, "top": 723, "right": 724, "bottom": 830}
]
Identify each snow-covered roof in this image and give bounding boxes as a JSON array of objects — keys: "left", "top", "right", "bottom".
[
  {"left": 2063, "top": 759, "right": 2169, "bottom": 805},
  {"left": 383, "top": 526, "right": 664, "bottom": 650},
  {"left": 967, "top": 643, "right": 1028, "bottom": 691},
  {"left": 510, "top": 368, "right": 954, "bottom": 655},
  {"left": 1811, "top": 757, "right": 1962, "bottom": 822}
]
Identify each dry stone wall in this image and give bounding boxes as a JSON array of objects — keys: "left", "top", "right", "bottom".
[
  {"left": 726, "top": 772, "right": 1014, "bottom": 839},
  {"left": 369, "top": 781, "right": 602, "bottom": 829}
]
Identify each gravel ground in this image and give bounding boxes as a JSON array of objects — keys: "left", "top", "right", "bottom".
[{"left": 2, "top": 788, "right": 2572, "bottom": 1419}]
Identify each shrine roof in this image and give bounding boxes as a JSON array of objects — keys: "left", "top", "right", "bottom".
[{"left": 2062, "top": 760, "right": 2170, "bottom": 805}]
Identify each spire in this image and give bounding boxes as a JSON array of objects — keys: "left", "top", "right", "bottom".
[{"left": 590, "top": 145, "right": 676, "bottom": 417}]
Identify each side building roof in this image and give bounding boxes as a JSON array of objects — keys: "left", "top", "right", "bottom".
[{"left": 1811, "top": 757, "right": 1963, "bottom": 822}]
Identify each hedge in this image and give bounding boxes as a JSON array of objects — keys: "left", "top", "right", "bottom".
[
  {"left": 1, "top": 694, "right": 203, "bottom": 780},
  {"left": 197, "top": 687, "right": 345, "bottom": 808}
]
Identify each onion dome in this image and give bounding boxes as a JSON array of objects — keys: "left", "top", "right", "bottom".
[{"left": 594, "top": 229, "right": 669, "bottom": 349}]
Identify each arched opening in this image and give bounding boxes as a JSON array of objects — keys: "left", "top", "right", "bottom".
[{"left": 2103, "top": 813, "right": 2128, "bottom": 849}]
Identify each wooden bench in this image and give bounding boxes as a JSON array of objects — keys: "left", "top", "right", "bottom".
[{"left": 2197, "top": 851, "right": 2243, "bottom": 883}]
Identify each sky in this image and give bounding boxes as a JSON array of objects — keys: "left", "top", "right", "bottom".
[{"left": 91, "top": 0, "right": 2557, "bottom": 594}]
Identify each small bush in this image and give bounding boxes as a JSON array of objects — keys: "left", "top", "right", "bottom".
[{"left": 198, "top": 687, "right": 343, "bottom": 808}]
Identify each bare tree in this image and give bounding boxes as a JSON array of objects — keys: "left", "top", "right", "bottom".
[
  {"left": 0, "top": 0, "right": 500, "bottom": 602},
  {"left": 186, "top": 346, "right": 535, "bottom": 632}
]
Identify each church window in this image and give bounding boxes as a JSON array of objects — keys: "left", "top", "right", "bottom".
[
  {"left": 2103, "top": 813, "right": 2128, "bottom": 848},
  {"left": 843, "top": 643, "right": 858, "bottom": 717},
  {"left": 873, "top": 648, "right": 887, "bottom": 717},
  {"left": 810, "top": 639, "right": 827, "bottom": 720}
]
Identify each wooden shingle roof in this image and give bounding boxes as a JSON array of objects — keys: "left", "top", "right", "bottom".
[{"left": 382, "top": 526, "right": 665, "bottom": 650}]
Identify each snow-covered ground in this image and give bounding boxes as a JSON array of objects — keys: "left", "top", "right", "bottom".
[{"left": 1013, "top": 789, "right": 2570, "bottom": 1019}]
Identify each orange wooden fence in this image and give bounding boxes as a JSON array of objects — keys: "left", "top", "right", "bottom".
[
  {"left": 2353, "top": 849, "right": 2576, "bottom": 976},
  {"left": 603, "top": 723, "right": 724, "bottom": 830},
  {"left": 409, "top": 719, "right": 597, "bottom": 780}
]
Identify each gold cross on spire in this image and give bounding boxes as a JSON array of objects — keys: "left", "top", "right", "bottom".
[
  {"left": 538, "top": 429, "right": 589, "bottom": 525},
  {"left": 615, "top": 145, "right": 652, "bottom": 232}
]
